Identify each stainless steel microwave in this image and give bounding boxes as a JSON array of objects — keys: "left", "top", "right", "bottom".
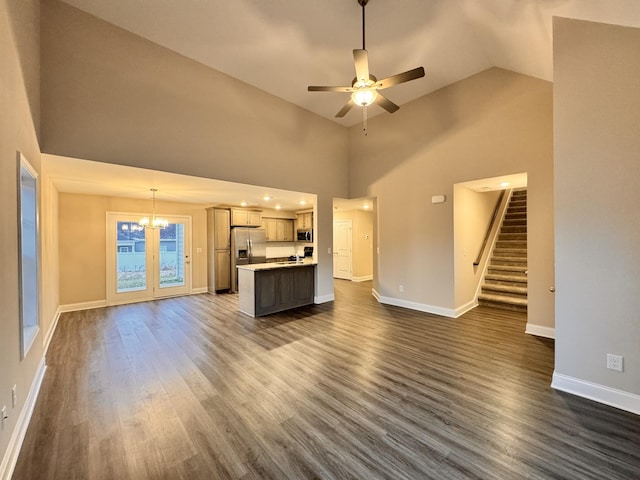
[{"left": 297, "top": 229, "right": 313, "bottom": 242}]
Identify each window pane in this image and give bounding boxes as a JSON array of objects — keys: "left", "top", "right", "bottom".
[
  {"left": 19, "top": 157, "right": 39, "bottom": 358},
  {"left": 160, "top": 223, "right": 185, "bottom": 288},
  {"left": 116, "top": 221, "right": 147, "bottom": 292}
]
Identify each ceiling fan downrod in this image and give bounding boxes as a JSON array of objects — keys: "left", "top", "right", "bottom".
[{"left": 359, "top": 0, "right": 369, "bottom": 50}]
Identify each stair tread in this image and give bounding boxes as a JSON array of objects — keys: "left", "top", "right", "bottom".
[
  {"left": 482, "top": 284, "right": 528, "bottom": 294},
  {"left": 478, "top": 293, "right": 528, "bottom": 306}
]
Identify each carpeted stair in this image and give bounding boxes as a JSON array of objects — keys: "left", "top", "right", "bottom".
[{"left": 478, "top": 189, "right": 528, "bottom": 312}]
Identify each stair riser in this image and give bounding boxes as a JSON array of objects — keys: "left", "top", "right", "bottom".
[
  {"left": 498, "top": 234, "right": 527, "bottom": 241},
  {"left": 482, "top": 287, "right": 528, "bottom": 298},
  {"left": 493, "top": 250, "right": 527, "bottom": 258},
  {"left": 501, "top": 226, "right": 527, "bottom": 233},
  {"left": 496, "top": 241, "right": 527, "bottom": 249},
  {"left": 489, "top": 257, "right": 527, "bottom": 269}
]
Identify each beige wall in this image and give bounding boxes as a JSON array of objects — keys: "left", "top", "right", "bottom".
[
  {"left": 39, "top": 169, "right": 60, "bottom": 348},
  {"left": 0, "top": 0, "right": 44, "bottom": 471},
  {"left": 59, "top": 193, "right": 209, "bottom": 306},
  {"left": 453, "top": 187, "right": 503, "bottom": 310},
  {"left": 553, "top": 18, "right": 640, "bottom": 399},
  {"left": 334, "top": 209, "right": 373, "bottom": 280},
  {"left": 349, "top": 68, "right": 555, "bottom": 325},
  {"left": 40, "top": 0, "right": 349, "bottom": 302}
]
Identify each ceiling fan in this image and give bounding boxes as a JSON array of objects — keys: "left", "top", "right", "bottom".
[{"left": 308, "top": 0, "right": 425, "bottom": 134}]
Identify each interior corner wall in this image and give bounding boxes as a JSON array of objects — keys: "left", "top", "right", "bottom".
[
  {"left": 40, "top": 0, "right": 349, "bottom": 303},
  {"left": 0, "top": 0, "right": 44, "bottom": 474},
  {"left": 58, "top": 193, "right": 209, "bottom": 306},
  {"left": 453, "top": 187, "right": 502, "bottom": 310},
  {"left": 553, "top": 17, "right": 640, "bottom": 400},
  {"left": 348, "top": 67, "right": 554, "bottom": 322}
]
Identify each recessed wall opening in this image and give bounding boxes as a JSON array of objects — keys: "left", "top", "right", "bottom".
[{"left": 454, "top": 173, "right": 528, "bottom": 319}]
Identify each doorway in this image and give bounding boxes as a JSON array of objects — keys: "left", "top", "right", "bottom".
[{"left": 106, "top": 212, "right": 191, "bottom": 305}]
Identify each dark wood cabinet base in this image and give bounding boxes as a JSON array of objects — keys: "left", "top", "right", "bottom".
[{"left": 238, "top": 264, "right": 315, "bottom": 317}]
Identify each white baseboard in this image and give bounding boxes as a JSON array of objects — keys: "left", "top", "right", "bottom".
[
  {"left": 43, "top": 307, "right": 62, "bottom": 354},
  {"left": 454, "top": 300, "right": 477, "bottom": 318},
  {"left": 59, "top": 299, "right": 106, "bottom": 313},
  {"left": 372, "top": 289, "right": 456, "bottom": 318},
  {"left": 551, "top": 371, "right": 640, "bottom": 415},
  {"left": 315, "top": 293, "right": 335, "bottom": 304},
  {"left": 351, "top": 275, "right": 373, "bottom": 283},
  {"left": 191, "top": 287, "right": 208, "bottom": 294},
  {"left": 526, "top": 323, "right": 556, "bottom": 339},
  {"left": 0, "top": 357, "right": 47, "bottom": 480}
]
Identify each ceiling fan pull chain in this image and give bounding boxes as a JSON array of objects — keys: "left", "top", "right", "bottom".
[{"left": 363, "top": 105, "right": 368, "bottom": 136}]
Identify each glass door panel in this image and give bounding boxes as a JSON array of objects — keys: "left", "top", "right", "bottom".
[
  {"left": 154, "top": 218, "right": 190, "bottom": 298},
  {"left": 116, "top": 221, "right": 148, "bottom": 293}
]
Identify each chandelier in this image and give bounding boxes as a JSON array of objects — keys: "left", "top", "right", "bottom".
[{"left": 139, "top": 188, "right": 168, "bottom": 229}]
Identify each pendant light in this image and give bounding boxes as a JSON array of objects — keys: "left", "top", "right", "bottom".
[{"left": 139, "top": 188, "right": 168, "bottom": 229}]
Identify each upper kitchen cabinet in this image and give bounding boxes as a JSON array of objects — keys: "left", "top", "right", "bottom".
[
  {"left": 296, "top": 212, "right": 313, "bottom": 230},
  {"left": 262, "top": 217, "right": 294, "bottom": 242},
  {"left": 231, "top": 208, "right": 262, "bottom": 227}
]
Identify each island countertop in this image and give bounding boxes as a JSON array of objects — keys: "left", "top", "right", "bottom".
[{"left": 236, "top": 258, "right": 316, "bottom": 271}]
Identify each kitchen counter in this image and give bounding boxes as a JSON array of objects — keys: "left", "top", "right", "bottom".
[
  {"left": 237, "top": 261, "right": 315, "bottom": 317},
  {"left": 237, "top": 258, "right": 316, "bottom": 271}
]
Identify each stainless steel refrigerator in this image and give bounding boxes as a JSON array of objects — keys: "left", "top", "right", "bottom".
[{"left": 230, "top": 228, "right": 267, "bottom": 292}]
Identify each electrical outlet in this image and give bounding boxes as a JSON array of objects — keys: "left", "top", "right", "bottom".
[
  {"left": 399, "top": 285, "right": 404, "bottom": 293},
  {"left": 1, "top": 406, "right": 6, "bottom": 430},
  {"left": 607, "top": 354, "right": 623, "bottom": 372},
  {"left": 12, "top": 385, "right": 17, "bottom": 408}
]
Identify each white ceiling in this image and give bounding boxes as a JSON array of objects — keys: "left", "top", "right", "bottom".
[
  {"left": 44, "top": 154, "right": 316, "bottom": 211},
  {"left": 59, "top": 0, "right": 640, "bottom": 127}
]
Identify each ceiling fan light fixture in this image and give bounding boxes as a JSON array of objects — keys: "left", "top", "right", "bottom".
[{"left": 352, "top": 87, "right": 377, "bottom": 106}]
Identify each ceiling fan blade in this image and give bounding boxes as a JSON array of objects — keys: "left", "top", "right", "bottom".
[
  {"left": 353, "top": 49, "right": 370, "bottom": 83},
  {"left": 335, "top": 99, "right": 355, "bottom": 118},
  {"left": 374, "top": 93, "right": 400, "bottom": 114},
  {"left": 374, "top": 66, "right": 425, "bottom": 90},
  {"left": 308, "top": 85, "right": 353, "bottom": 92}
]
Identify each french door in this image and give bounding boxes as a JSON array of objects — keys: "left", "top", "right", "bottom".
[{"left": 106, "top": 213, "right": 191, "bottom": 305}]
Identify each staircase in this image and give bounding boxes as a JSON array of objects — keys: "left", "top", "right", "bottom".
[{"left": 478, "top": 189, "right": 528, "bottom": 312}]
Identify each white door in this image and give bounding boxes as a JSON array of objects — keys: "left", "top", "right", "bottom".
[
  {"left": 107, "top": 213, "right": 191, "bottom": 305},
  {"left": 333, "top": 220, "right": 352, "bottom": 280}
]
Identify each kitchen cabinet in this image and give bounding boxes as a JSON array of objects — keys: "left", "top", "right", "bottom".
[
  {"left": 296, "top": 212, "right": 313, "bottom": 230},
  {"left": 231, "top": 208, "right": 262, "bottom": 227},
  {"left": 237, "top": 263, "right": 315, "bottom": 317},
  {"left": 262, "top": 217, "right": 294, "bottom": 242},
  {"left": 207, "top": 208, "right": 231, "bottom": 292},
  {"left": 214, "top": 250, "right": 231, "bottom": 290}
]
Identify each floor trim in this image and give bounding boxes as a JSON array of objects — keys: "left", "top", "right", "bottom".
[
  {"left": 454, "top": 300, "right": 477, "bottom": 318},
  {"left": 59, "top": 300, "right": 107, "bottom": 313},
  {"left": 526, "top": 323, "right": 556, "bottom": 339},
  {"left": 372, "top": 289, "right": 455, "bottom": 318},
  {"left": 352, "top": 275, "right": 373, "bottom": 282},
  {"left": 315, "top": 293, "right": 335, "bottom": 304},
  {"left": 551, "top": 371, "right": 640, "bottom": 415},
  {"left": 43, "top": 307, "right": 62, "bottom": 354},
  {"left": 191, "top": 287, "right": 208, "bottom": 294},
  {"left": 0, "top": 357, "right": 47, "bottom": 480}
]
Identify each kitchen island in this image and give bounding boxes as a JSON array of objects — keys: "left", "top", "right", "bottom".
[{"left": 237, "top": 260, "right": 316, "bottom": 317}]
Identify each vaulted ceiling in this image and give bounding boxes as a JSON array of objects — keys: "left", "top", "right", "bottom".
[{"left": 59, "top": 0, "right": 640, "bottom": 126}]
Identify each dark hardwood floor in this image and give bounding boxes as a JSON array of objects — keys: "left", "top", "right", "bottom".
[{"left": 13, "top": 280, "right": 640, "bottom": 479}]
